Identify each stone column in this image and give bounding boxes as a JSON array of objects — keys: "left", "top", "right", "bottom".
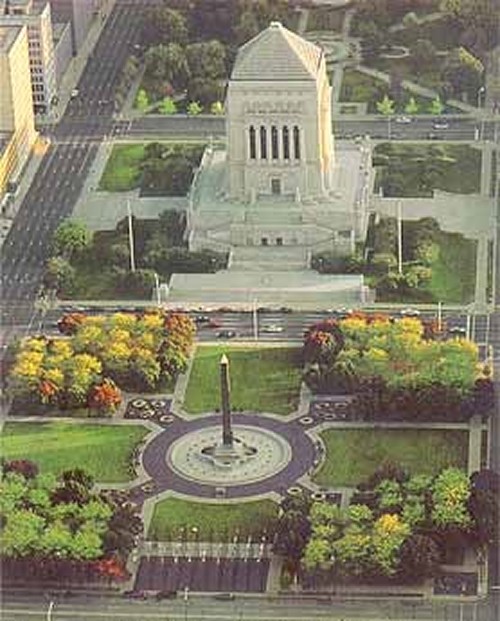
[{"left": 220, "top": 354, "right": 233, "bottom": 446}]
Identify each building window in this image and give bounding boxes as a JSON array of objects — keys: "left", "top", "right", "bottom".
[
  {"left": 282, "top": 126, "right": 290, "bottom": 160},
  {"left": 249, "top": 126, "right": 256, "bottom": 159},
  {"left": 271, "top": 178, "right": 281, "bottom": 195},
  {"left": 271, "top": 125, "right": 279, "bottom": 159},
  {"left": 276, "top": 237, "right": 283, "bottom": 246},
  {"left": 260, "top": 126, "right": 267, "bottom": 159},
  {"left": 293, "top": 126, "right": 300, "bottom": 160},
  {"left": 261, "top": 237, "right": 268, "bottom": 246}
]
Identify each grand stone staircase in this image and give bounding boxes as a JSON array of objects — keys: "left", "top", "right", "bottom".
[{"left": 229, "top": 245, "right": 310, "bottom": 271}]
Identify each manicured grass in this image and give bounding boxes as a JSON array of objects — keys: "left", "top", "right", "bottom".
[
  {"left": 314, "top": 428, "right": 469, "bottom": 487},
  {"left": 374, "top": 143, "right": 481, "bottom": 197},
  {"left": 339, "top": 69, "right": 385, "bottom": 104},
  {"left": 1, "top": 422, "right": 149, "bottom": 482},
  {"left": 427, "top": 231, "right": 476, "bottom": 303},
  {"left": 98, "top": 144, "right": 145, "bottom": 192},
  {"left": 148, "top": 498, "right": 279, "bottom": 541},
  {"left": 183, "top": 346, "right": 302, "bottom": 415}
]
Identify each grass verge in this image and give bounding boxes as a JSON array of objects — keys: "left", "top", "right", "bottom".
[
  {"left": 314, "top": 428, "right": 469, "bottom": 487},
  {"left": 1, "top": 422, "right": 149, "bottom": 482},
  {"left": 148, "top": 498, "right": 279, "bottom": 541}
]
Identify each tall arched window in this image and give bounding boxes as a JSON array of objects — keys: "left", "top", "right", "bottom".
[
  {"left": 271, "top": 126, "right": 279, "bottom": 159},
  {"left": 282, "top": 126, "right": 290, "bottom": 160},
  {"left": 249, "top": 125, "right": 256, "bottom": 159},
  {"left": 293, "top": 125, "right": 300, "bottom": 160},
  {"left": 260, "top": 126, "right": 267, "bottom": 159}
]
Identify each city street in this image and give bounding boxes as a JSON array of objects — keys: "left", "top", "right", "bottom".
[
  {"left": 1, "top": 592, "right": 498, "bottom": 621},
  {"left": 0, "top": 1, "right": 143, "bottom": 344},
  {"left": 126, "top": 114, "right": 498, "bottom": 142}
]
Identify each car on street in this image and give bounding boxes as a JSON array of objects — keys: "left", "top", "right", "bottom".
[
  {"left": 122, "top": 590, "right": 147, "bottom": 600},
  {"left": 70, "top": 88, "right": 79, "bottom": 99},
  {"left": 194, "top": 315, "right": 210, "bottom": 324},
  {"left": 433, "top": 121, "right": 449, "bottom": 130},
  {"left": 448, "top": 326, "right": 466, "bottom": 338},
  {"left": 395, "top": 115, "right": 412, "bottom": 124},
  {"left": 208, "top": 319, "right": 222, "bottom": 329},
  {"left": 216, "top": 330, "right": 237, "bottom": 339},
  {"left": 399, "top": 307, "right": 421, "bottom": 317},
  {"left": 262, "top": 324, "right": 284, "bottom": 333}
]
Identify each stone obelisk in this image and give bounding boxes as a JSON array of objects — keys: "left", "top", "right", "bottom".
[{"left": 220, "top": 354, "right": 233, "bottom": 447}]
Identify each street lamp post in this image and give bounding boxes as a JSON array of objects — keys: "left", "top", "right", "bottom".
[
  {"left": 396, "top": 200, "right": 403, "bottom": 275},
  {"left": 126, "top": 199, "right": 136, "bottom": 273},
  {"left": 252, "top": 298, "right": 258, "bottom": 341},
  {"left": 477, "top": 86, "right": 486, "bottom": 141},
  {"left": 153, "top": 272, "right": 161, "bottom": 307}
]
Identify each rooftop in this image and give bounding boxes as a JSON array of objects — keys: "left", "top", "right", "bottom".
[
  {"left": 232, "top": 21, "right": 323, "bottom": 82},
  {"left": 0, "top": 23, "right": 22, "bottom": 52}
]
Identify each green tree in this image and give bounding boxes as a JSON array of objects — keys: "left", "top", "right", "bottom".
[
  {"left": 44, "top": 257, "right": 76, "bottom": 294},
  {"left": 52, "top": 220, "right": 92, "bottom": 259},
  {"left": 404, "top": 96, "right": 420, "bottom": 114},
  {"left": 187, "top": 101, "right": 203, "bottom": 115},
  {"left": 186, "top": 40, "right": 227, "bottom": 80},
  {"left": 151, "top": 8, "right": 188, "bottom": 45},
  {"left": 376, "top": 94, "right": 396, "bottom": 115},
  {"left": 429, "top": 95, "right": 445, "bottom": 115},
  {"left": 158, "top": 96, "right": 178, "bottom": 115},
  {"left": 135, "top": 88, "right": 149, "bottom": 112},
  {"left": 144, "top": 43, "right": 189, "bottom": 90},
  {"left": 431, "top": 468, "right": 471, "bottom": 530},
  {"left": 210, "top": 101, "right": 224, "bottom": 115}
]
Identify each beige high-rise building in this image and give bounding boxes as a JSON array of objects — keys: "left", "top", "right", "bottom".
[
  {"left": 0, "top": 23, "right": 37, "bottom": 198},
  {"left": 1, "top": 0, "right": 57, "bottom": 115}
]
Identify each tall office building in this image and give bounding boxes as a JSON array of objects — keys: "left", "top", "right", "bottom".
[
  {"left": 49, "top": 0, "right": 95, "bottom": 54},
  {"left": 1, "top": 0, "right": 57, "bottom": 114},
  {"left": 0, "top": 23, "right": 37, "bottom": 197}
]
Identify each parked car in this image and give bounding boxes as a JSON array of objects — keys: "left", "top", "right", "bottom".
[
  {"left": 399, "top": 307, "right": 421, "bottom": 317},
  {"left": 433, "top": 121, "right": 449, "bottom": 130},
  {"left": 208, "top": 319, "right": 222, "bottom": 329},
  {"left": 216, "top": 330, "right": 237, "bottom": 339},
  {"left": 262, "top": 324, "right": 284, "bottom": 333},
  {"left": 70, "top": 88, "right": 79, "bottom": 99},
  {"left": 195, "top": 315, "right": 210, "bottom": 324},
  {"left": 448, "top": 326, "right": 466, "bottom": 338},
  {"left": 395, "top": 115, "right": 412, "bottom": 124},
  {"left": 122, "top": 590, "right": 147, "bottom": 600}
]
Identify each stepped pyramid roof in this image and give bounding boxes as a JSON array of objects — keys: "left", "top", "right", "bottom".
[{"left": 231, "top": 21, "right": 322, "bottom": 82}]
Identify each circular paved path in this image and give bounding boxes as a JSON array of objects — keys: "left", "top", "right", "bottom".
[{"left": 140, "top": 413, "right": 317, "bottom": 499}]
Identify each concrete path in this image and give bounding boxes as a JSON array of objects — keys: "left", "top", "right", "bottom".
[{"left": 356, "top": 65, "right": 478, "bottom": 113}]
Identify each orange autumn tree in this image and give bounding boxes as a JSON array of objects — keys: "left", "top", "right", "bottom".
[{"left": 88, "top": 379, "right": 122, "bottom": 414}]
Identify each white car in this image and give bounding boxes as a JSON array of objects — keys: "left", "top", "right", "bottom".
[
  {"left": 70, "top": 88, "right": 79, "bottom": 99},
  {"left": 262, "top": 324, "right": 284, "bottom": 333},
  {"left": 399, "top": 308, "right": 421, "bottom": 317},
  {"left": 433, "top": 121, "right": 449, "bottom": 130},
  {"left": 395, "top": 115, "right": 412, "bottom": 124}
]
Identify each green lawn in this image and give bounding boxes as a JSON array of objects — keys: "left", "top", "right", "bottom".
[
  {"left": 427, "top": 231, "right": 476, "bottom": 303},
  {"left": 98, "top": 144, "right": 145, "bottom": 192},
  {"left": 183, "top": 346, "right": 302, "bottom": 415},
  {"left": 1, "top": 422, "right": 149, "bottom": 482},
  {"left": 314, "top": 428, "right": 469, "bottom": 487},
  {"left": 148, "top": 498, "right": 279, "bottom": 541},
  {"left": 374, "top": 143, "right": 481, "bottom": 197},
  {"left": 339, "top": 69, "right": 386, "bottom": 104}
]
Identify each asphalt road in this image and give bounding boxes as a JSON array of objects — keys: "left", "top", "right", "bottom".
[
  {"left": 128, "top": 115, "right": 499, "bottom": 142},
  {"left": 0, "top": 2, "right": 143, "bottom": 344},
  {"left": 1, "top": 592, "right": 498, "bottom": 621}
]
